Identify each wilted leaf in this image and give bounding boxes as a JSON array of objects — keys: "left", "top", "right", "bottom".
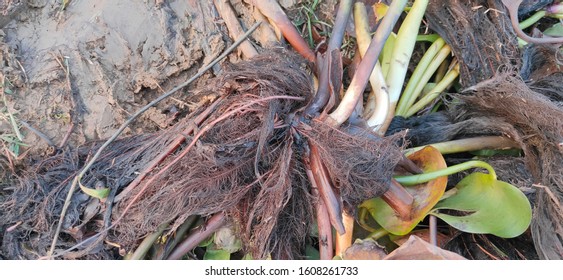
[
  {"left": 384, "top": 235, "right": 465, "bottom": 260},
  {"left": 214, "top": 226, "right": 242, "bottom": 253},
  {"left": 430, "top": 172, "right": 532, "bottom": 238},
  {"left": 360, "top": 146, "right": 447, "bottom": 235},
  {"left": 204, "top": 249, "right": 231, "bottom": 260},
  {"left": 372, "top": 3, "right": 388, "bottom": 22},
  {"left": 342, "top": 239, "right": 387, "bottom": 260},
  {"left": 79, "top": 181, "right": 110, "bottom": 200}
]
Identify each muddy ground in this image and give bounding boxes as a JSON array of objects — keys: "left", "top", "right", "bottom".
[{"left": 0, "top": 0, "right": 237, "bottom": 154}]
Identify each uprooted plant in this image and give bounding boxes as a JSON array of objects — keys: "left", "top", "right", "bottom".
[{"left": 2, "top": 0, "right": 560, "bottom": 260}]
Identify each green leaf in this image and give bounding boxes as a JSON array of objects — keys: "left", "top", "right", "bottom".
[
  {"left": 430, "top": 172, "right": 532, "bottom": 238},
  {"left": 203, "top": 249, "right": 231, "bottom": 260},
  {"left": 543, "top": 23, "right": 563, "bottom": 37},
  {"left": 198, "top": 235, "right": 214, "bottom": 248},
  {"left": 360, "top": 146, "right": 447, "bottom": 235},
  {"left": 304, "top": 244, "right": 320, "bottom": 260},
  {"left": 79, "top": 181, "right": 110, "bottom": 200}
]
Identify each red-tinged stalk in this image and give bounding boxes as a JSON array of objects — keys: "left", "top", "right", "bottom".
[
  {"left": 381, "top": 179, "right": 415, "bottom": 221},
  {"left": 309, "top": 144, "right": 346, "bottom": 235},
  {"left": 304, "top": 0, "right": 354, "bottom": 116},
  {"left": 502, "top": 0, "right": 563, "bottom": 44},
  {"left": 167, "top": 213, "right": 226, "bottom": 260},
  {"left": 328, "top": 0, "right": 409, "bottom": 126},
  {"left": 307, "top": 167, "right": 334, "bottom": 260},
  {"left": 354, "top": 2, "right": 390, "bottom": 134},
  {"left": 247, "top": 0, "right": 316, "bottom": 61}
]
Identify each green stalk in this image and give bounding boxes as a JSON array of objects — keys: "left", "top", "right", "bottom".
[
  {"left": 404, "top": 62, "right": 459, "bottom": 117},
  {"left": 358, "top": 208, "right": 378, "bottom": 232},
  {"left": 328, "top": 0, "right": 408, "bottom": 126},
  {"left": 416, "top": 34, "right": 441, "bottom": 42},
  {"left": 368, "top": 228, "right": 389, "bottom": 240},
  {"left": 395, "top": 160, "right": 497, "bottom": 186},
  {"left": 128, "top": 222, "right": 169, "bottom": 260},
  {"left": 380, "top": 0, "right": 429, "bottom": 132},
  {"left": 519, "top": 10, "right": 546, "bottom": 29},
  {"left": 399, "top": 44, "right": 451, "bottom": 116},
  {"left": 403, "top": 136, "right": 519, "bottom": 156},
  {"left": 395, "top": 38, "right": 446, "bottom": 116},
  {"left": 434, "top": 57, "right": 449, "bottom": 83},
  {"left": 380, "top": 33, "right": 396, "bottom": 78}
]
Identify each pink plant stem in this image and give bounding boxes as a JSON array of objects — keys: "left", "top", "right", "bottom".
[
  {"left": 307, "top": 168, "right": 334, "bottom": 260},
  {"left": 167, "top": 213, "right": 226, "bottom": 260}
]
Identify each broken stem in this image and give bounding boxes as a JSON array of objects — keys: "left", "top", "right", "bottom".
[
  {"left": 381, "top": 179, "right": 415, "bottom": 220},
  {"left": 214, "top": 0, "right": 259, "bottom": 59},
  {"left": 248, "top": 0, "right": 315, "bottom": 61},
  {"left": 335, "top": 212, "right": 355, "bottom": 257}
]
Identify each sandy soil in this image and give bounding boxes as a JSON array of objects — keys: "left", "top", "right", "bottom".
[{"left": 1, "top": 0, "right": 229, "bottom": 155}]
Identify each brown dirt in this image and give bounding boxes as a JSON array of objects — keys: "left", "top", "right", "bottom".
[{"left": 1, "top": 0, "right": 226, "bottom": 154}]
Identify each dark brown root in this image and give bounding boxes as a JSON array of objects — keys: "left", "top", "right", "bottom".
[
  {"left": 1, "top": 49, "right": 406, "bottom": 259},
  {"left": 425, "top": 0, "right": 520, "bottom": 86},
  {"left": 1, "top": 132, "right": 175, "bottom": 259},
  {"left": 300, "top": 121, "right": 404, "bottom": 212},
  {"left": 445, "top": 232, "right": 538, "bottom": 260},
  {"left": 112, "top": 50, "right": 314, "bottom": 259}
]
